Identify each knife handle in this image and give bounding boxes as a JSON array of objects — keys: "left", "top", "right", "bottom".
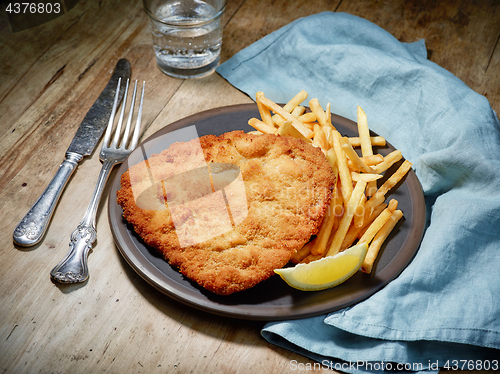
[{"left": 13, "top": 152, "right": 83, "bottom": 247}]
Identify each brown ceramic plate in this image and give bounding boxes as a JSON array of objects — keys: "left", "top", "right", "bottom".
[{"left": 108, "top": 103, "right": 426, "bottom": 321}]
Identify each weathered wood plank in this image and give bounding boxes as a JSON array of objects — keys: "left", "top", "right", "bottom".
[
  {"left": 337, "top": 0, "right": 500, "bottom": 113},
  {"left": 221, "top": 0, "right": 343, "bottom": 63},
  {"left": 1, "top": 0, "right": 498, "bottom": 373}
]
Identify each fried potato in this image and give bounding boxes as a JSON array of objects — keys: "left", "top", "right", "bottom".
[
  {"left": 291, "top": 241, "right": 313, "bottom": 264},
  {"left": 348, "top": 136, "right": 386, "bottom": 147},
  {"left": 371, "top": 150, "right": 403, "bottom": 173},
  {"left": 353, "top": 193, "right": 366, "bottom": 228},
  {"left": 256, "top": 91, "right": 274, "bottom": 128},
  {"left": 310, "top": 197, "right": 338, "bottom": 256},
  {"left": 331, "top": 130, "right": 353, "bottom": 202},
  {"left": 348, "top": 154, "right": 384, "bottom": 171},
  {"left": 284, "top": 90, "right": 308, "bottom": 112},
  {"left": 362, "top": 210, "right": 404, "bottom": 273},
  {"left": 341, "top": 203, "right": 387, "bottom": 250},
  {"left": 258, "top": 95, "right": 314, "bottom": 139},
  {"left": 291, "top": 105, "right": 306, "bottom": 117},
  {"left": 358, "top": 208, "right": 393, "bottom": 245},
  {"left": 340, "top": 136, "right": 374, "bottom": 173},
  {"left": 248, "top": 91, "right": 413, "bottom": 284},
  {"left": 277, "top": 120, "right": 311, "bottom": 143},
  {"left": 297, "top": 112, "right": 317, "bottom": 123},
  {"left": 309, "top": 98, "right": 327, "bottom": 126},
  {"left": 376, "top": 160, "right": 413, "bottom": 197},
  {"left": 248, "top": 117, "right": 276, "bottom": 134},
  {"left": 326, "top": 179, "right": 367, "bottom": 257},
  {"left": 351, "top": 172, "right": 383, "bottom": 183},
  {"left": 357, "top": 106, "right": 373, "bottom": 157},
  {"left": 313, "top": 124, "right": 329, "bottom": 150}
]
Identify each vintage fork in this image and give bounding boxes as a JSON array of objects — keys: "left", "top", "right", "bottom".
[{"left": 50, "top": 78, "right": 145, "bottom": 283}]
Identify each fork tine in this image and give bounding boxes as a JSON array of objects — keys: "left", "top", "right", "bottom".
[
  {"left": 103, "top": 78, "right": 122, "bottom": 147},
  {"left": 130, "top": 81, "right": 145, "bottom": 150},
  {"left": 120, "top": 80, "right": 138, "bottom": 149},
  {"left": 112, "top": 78, "right": 130, "bottom": 148}
]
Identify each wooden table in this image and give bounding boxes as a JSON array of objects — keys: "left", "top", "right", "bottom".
[{"left": 1, "top": 0, "right": 499, "bottom": 373}]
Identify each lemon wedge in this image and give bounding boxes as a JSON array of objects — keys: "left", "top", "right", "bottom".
[{"left": 274, "top": 243, "right": 368, "bottom": 291}]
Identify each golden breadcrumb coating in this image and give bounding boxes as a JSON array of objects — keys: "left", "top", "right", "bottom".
[{"left": 117, "top": 131, "right": 336, "bottom": 295}]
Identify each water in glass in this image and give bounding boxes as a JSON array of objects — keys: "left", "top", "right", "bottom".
[{"left": 151, "top": 0, "right": 223, "bottom": 78}]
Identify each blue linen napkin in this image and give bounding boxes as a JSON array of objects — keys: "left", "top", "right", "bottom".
[{"left": 217, "top": 12, "right": 500, "bottom": 372}]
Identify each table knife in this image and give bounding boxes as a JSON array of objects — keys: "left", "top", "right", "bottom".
[{"left": 13, "top": 59, "right": 131, "bottom": 247}]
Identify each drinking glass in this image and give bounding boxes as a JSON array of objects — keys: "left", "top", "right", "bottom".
[{"left": 143, "top": 0, "right": 227, "bottom": 79}]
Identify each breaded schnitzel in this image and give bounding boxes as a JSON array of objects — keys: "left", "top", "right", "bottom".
[{"left": 117, "top": 131, "right": 336, "bottom": 295}]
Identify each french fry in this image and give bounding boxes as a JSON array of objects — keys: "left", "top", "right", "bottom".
[
  {"left": 362, "top": 154, "right": 385, "bottom": 165},
  {"left": 331, "top": 130, "right": 353, "bottom": 202},
  {"left": 326, "top": 127, "right": 335, "bottom": 149},
  {"left": 362, "top": 192, "right": 386, "bottom": 221},
  {"left": 361, "top": 160, "right": 412, "bottom": 215},
  {"left": 358, "top": 207, "right": 393, "bottom": 245},
  {"left": 357, "top": 202, "right": 388, "bottom": 238},
  {"left": 331, "top": 185, "right": 344, "bottom": 232},
  {"left": 341, "top": 224, "right": 360, "bottom": 251},
  {"left": 283, "top": 90, "right": 308, "bottom": 113},
  {"left": 348, "top": 154, "right": 384, "bottom": 171},
  {"left": 248, "top": 117, "right": 276, "bottom": 134},
  {"left": 291, "top": 105, "right": 306, "bottom": 117},
  {"left": 271, "top": 90, "right": 308, "bottom": 126},
  {"left": 362, "top": 209, "right": 404, "bottom": 273},
  {"left": 313, "top": 124, "right": 329, "bottom": 150},
  {"left": 301, "top": 253, "right": 324, "bottom": 264},
  {"left": 353, "top": 193, "right": 366, "bottom": 228},
  {"left": 348, "top": 136, "right": 386, "bottom": 147},
  {"left": 326, "top": 148, "right": 338, "bottom": 178},
  {"left": 277, "top": 121, "right": 311, "bottom": 143},
  {"left": 325, "top": 102, "right": 334, "bottom": 129},
  {"left": 272, "top": 115, "right": 286, "bottom": 127},
  {"left": 366, "top": 184, "right": 377, "bottom": 197},
  {"left": 341, "top": 202, "right": 388, "bottom": 250},
  {"left": 259, "top": 96, "right": 314, "bottom": 138},
  {"left": 388, "top": 199, "right": 398, "bottom": 212},
  {"left": 310, "top": 197, "right": 338, "bottom": 256},
  {"left": 371, "top": 150, "right": 403, "bottom": 174},
  {"left": 297, "top": 112, "right": 317, "bottom": 123},
  {"left": 326, "top": 179, "right": 367, "bottom": 257},
  {"left": 351, "top": 172, "right": 383, "bottom": 183},
  {"left": 357, "top": 106, "right": 373, "bottom": 157},
  {"left": 247, "top": 130, "right": 263, "bottom": 135},
  {"left": 322, "top": 125, "right": 332, "bottom": 146},
  {"left": 364, "top": 202, "right": 388, "bottom": 227},
  {"left": 256, "top": 92, "right": 274, "bottom": 128},
  {"left": 302, "top": 122, "right": 316, "bottom": 130},
  {"left": 249, "top": 91, "right": 411, "bottom": 279},
  {"left": 291, "top": 240, "right": 313, "bottom": 264},
  {"left": 309, "top": 98, "right": 327, "bottom": 126},
  {"left": 340, "top": 136, "right": 374, "bottom": 173},
  {"left": 357, "top": 106, "right": 377, "bottom": 196},
  {"left": 376, "top": 160, "right": 413, "bottom": 196}
]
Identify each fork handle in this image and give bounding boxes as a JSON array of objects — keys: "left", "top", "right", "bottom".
[
  {"left": 50, "top": 160, "right": 115, "bottom": 283},
  {"left": 49, "top": 222, "right": 96, "bottom": 283},
  {"left": 13, "top": 152, "right": 83, "bottom": 247}
]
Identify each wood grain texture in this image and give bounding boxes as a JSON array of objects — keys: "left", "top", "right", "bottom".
[
  {"left": 337, "top": 0, "right": 500, "bottom": 113},
  {"left": 0, "top": 0, "right": 498, "bottom": 372}
]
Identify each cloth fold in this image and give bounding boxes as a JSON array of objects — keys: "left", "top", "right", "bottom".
[{"left": 217, "top": 12, "right": 500, "bottom": 372}]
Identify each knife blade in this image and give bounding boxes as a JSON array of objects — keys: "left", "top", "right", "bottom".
[{"left": 13, "top": 59, "right": 131, "bottom": 247}]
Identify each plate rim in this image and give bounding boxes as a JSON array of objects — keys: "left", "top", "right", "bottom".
[{"left": 108, "top": 103, "right": 426, "bottom": 321}]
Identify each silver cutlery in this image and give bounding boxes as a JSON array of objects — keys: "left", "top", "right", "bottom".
[
  {"left": 50, "top": 79, "right": 145, "bottom": 283},
  {"left": 13, "top": 59, "right": 131, "bottom": 247}
]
